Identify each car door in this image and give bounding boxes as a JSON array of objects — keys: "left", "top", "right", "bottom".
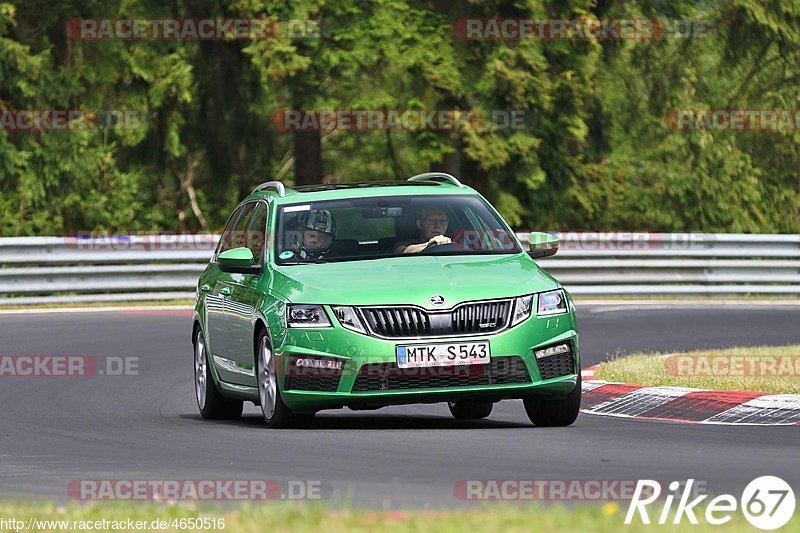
[
  {"left": 204, "top": 203, "right": 249, "bottom": 358},
  {"left": 207, "top": 202, "right": 257, "bottom": 386},
  {"left": 223, "top": 201, "right": 270, "bottom": 387}
]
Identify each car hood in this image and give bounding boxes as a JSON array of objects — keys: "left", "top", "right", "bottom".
[{"left": 271, "top": 253, "right": 559, "bottom": 309}]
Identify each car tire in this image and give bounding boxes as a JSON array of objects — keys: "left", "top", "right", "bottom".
[
  {"left": 255, "top": 329, "right": 312, "bottom": 428},
  {"left": 523, "top": 377, "right": 581, "bottom": 427},
  {"left": 194, "top": 329, "right": 244, "bottom": 420},
  {"left": 447, "top": 400, "right": 493, "bottom": 420}
]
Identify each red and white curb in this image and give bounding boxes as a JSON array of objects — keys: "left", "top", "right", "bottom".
[{"left": 580, "top": 365, "right": 800, "bottom": 426}]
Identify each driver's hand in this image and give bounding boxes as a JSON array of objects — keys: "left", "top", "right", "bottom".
[{"left": 428, "top": 235, "right": 452, "bottom": 246}]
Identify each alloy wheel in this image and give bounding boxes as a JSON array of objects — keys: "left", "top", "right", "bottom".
[{"left": 258, "top": 337, "right": 277, "bottom": 419}]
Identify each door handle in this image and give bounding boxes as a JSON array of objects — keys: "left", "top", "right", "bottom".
[
  {"left": 220, "top": 287, "right": 233, "bottom": 296},
  {"left": 200, "top": 284, "right": 212, "bottom": 293}
]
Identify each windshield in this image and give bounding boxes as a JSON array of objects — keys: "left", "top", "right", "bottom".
[{"left": 275, "top": 194, "right": 521, "bottom": 265}]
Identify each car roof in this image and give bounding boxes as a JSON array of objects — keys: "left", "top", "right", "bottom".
[{"left": 243, "top": 178, "right": 480, "bottom": 205}]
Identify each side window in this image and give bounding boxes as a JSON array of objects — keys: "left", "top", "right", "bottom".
[
  {"left": 461, "top": 205, "right": 515, "bottom": 251},
  {"left": 215, "top": 205, "right": 246, "bottom": 256},
  {"left": 245, "top": 203, "right": 268, "bottom": 263},
  {"left": 217, "top": 203, "right": 255, "bottom": 255},
  {"left": 229, "top": 203, "right": 256, "bottom": 249}
]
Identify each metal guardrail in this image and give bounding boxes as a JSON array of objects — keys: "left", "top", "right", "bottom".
[{"left": 0, "top": 233, "right": 798, "bottom": 304}]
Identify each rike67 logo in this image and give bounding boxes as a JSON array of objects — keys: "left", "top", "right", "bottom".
[{"left": 626, "top": 477, "right": 795, "bottom": 530}]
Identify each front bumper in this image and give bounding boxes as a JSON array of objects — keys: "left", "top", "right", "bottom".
[{"left": 274, "top": 306, "right": 579, "bottom": 412}]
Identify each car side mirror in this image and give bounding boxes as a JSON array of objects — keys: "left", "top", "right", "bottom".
[
  {"left": 527, "top": 232, "right": 560, "bottom": 259},
  {"left": 217, "top": 247, "right": 260, "bottom": 273}
]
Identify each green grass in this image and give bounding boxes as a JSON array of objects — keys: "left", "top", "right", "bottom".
[
  {"left": 1, "top": 500, "right": 793, "bottom": 532},
  {"left": 595, "top": 345, "right": 800, "bottom": 394}
]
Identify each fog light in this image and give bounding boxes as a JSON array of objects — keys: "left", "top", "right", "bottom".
[
  {"left": 294, "top": 358, "right": 343, "bottom": 370},
  {"left": 535, "top": 343, "right": 570, "bottom": 360}
]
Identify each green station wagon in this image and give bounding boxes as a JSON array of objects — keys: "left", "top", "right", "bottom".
[{"left": 192, "top": 173, "right": 580, "bottom": 428}]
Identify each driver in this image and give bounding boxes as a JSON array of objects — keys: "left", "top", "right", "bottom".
[
  {"left": 397, "top": 207, "right": 452, "bottom": 254},
  {"left": 298, "top": 209, "right": 336, "bottom": 261}
]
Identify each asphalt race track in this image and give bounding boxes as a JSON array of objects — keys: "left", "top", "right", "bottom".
[{"left": 1, "top": 303, "right": 799, "bottom": 507}]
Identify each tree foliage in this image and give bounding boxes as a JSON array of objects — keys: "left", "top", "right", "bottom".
[{"left": 0, "top": 0, "right": 798, "bottom": 235}]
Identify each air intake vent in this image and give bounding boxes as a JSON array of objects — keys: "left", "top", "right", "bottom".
[{"left": 351, "top": 356, "right": 530, "bottom": 392}]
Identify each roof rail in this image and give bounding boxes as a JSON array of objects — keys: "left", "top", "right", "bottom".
[
  {"left": 252, "top": 181, "right": 287, "bottom": 197},
  {"left": 407, "top": 172, "right": 465, "bottom": 188}
]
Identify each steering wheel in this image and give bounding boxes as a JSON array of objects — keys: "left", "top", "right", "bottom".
[{"left": 420, "top": 242, "right": 464, "bottom": 254}]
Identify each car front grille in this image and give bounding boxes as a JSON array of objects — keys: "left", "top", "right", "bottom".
[
  {"left": 359, "top": 299, "right": 512, "bottom": 338},
  {"left": 361, "top": 307, "right": 431, "bottom": 337},
  {"left": 350, "top": 356, "right": 530, "bottom": 392},
  {"left": 536, "top": 352, "right": 575, "bottom": 380}
]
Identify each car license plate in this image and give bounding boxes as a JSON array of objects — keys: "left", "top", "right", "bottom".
[{"left": 396, "top": 341, "right": 490, "bottom": 368}]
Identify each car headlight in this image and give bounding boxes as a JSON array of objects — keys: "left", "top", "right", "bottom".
[
  {"left": 286, "top": 305, "right": 332, "bottom": 328},
  {"left": 537, "top": 289, "right": 567, "bottom": 316},
  {"left": 332, "top": 306, "right": 366, "bottom": 334},
  {"left": 511, "top": 295, "right": 534, "bottom": 326}
]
